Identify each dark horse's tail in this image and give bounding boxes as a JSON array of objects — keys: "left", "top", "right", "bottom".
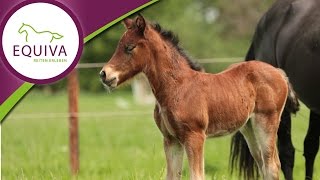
[{"left": 229, "top": 43, "right": 299, "bottom": 180}]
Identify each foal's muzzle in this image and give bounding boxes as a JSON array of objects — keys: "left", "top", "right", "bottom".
[{"left": 99, "top": 70, "right": 118, "bottom": 88}]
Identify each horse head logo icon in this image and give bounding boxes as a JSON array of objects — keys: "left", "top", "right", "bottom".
[{"left": 18, "top": 23, "right": 63, "bottom": 43}]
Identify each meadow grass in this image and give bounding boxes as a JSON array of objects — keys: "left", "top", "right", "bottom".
[{"left": 2, "top": 90, "right": 320, "bottom": 179}]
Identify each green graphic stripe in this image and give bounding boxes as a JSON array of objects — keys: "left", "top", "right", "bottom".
[
  {"left": 0, "top": 83, "right": 33, "bottom": 122},
  {"left": 84, "top": 0, "right": 159, "bottom": 43},
  {"left": 0, "top": 0, "right": 158, "bottom": 122}
]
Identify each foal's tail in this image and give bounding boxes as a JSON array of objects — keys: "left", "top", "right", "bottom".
[
  {"left": 229, "top": 69, "right": 299, "bottom": 180},
  {"left": 278, "top": 69, "right": 299, "bottom": 114}
]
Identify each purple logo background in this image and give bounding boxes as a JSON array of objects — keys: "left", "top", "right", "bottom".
[
  {"left": 0, "top": 0, "right": 84, "bottom": 85},
  {"left": 0, "top": 0, "right": 150, "bottom": 104}
]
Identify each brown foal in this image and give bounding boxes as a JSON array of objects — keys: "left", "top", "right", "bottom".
[{"left": 100, "top": 15, "right": 296, "bottom": 180}]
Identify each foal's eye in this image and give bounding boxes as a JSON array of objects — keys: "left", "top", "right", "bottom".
[{"left": 125, "top": 44, "right": 136, "bottom": 53}]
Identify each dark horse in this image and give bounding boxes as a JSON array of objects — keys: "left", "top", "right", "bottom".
[{"left": 230, "top": 0, "right": 320, "bottom": 180}]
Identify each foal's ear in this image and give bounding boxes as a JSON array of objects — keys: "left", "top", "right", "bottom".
[
  {"left": 123, "top": 18, "right": 133, "bottom": 29},
  {"left": 135, "top": 14, "right": 146, "bottom": 33}
]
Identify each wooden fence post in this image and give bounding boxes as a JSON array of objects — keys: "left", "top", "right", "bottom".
[{"left": 67, "top": 69, "right": 79, "bottom": 175}]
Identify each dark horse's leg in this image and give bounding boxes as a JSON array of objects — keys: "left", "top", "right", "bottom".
[
  {"left": 278, "top": 109, "right": 295, "bottom": 180},
  {"left": 304, "top": 110, "right": 320, "bottom": 180}
]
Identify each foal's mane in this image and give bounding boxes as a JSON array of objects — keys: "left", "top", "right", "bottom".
[{"left": 151, "top": 23, "right": 203, "bottom": 72}]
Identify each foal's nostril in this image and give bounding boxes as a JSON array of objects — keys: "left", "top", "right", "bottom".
[{"left": 99, "top": 71, "right": 106, "bottom": 79}]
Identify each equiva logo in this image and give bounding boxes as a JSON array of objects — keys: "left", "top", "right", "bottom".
[
  {"left": 14, "top": 23, "right": 67, "bottom": 59},
  {"left": 0, "top": 1, "right": 83, "bottom": 84}
]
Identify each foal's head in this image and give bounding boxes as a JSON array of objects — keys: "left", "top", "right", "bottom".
[
  {"left": 100, "top": 15, "right": 202, "bottom": 89},
  {"left": 100, "top": 15, "right": 153, "bottom": 88}
]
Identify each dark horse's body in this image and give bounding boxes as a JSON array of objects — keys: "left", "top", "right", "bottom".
[{"left": 230, "top": 0, "right": 320, "bottom": 179}]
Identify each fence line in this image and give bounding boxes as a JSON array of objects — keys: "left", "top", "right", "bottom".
[
  {"left": 76, "top": 57, "right": 242, "bottom": 69},
  {"left": 6, "top": 111, "right": 153, "bottom": 120},
  {"left": 6, "top": 109, "right": 309, "bottom": 121}
]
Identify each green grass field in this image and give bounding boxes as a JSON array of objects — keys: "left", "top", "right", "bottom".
[{"left": 2, "top": 90, "right": 320, "bottom": 179}]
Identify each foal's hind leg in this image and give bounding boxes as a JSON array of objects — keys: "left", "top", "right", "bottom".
[
  {"left": 240, "top": 119, "right": 264, "bottom": 173},
  {"left": 254, "top": 113, "right": 281, "bottom": 180},
  {"left": 164, "top": 137, "right": 184, "bottom": 180},
  {"left": 277, "top": 110, "right": 295, "bottom": 180},
  {"left": 304, "top": 110, "right": 320, "bottom": 180},
  {"left": 241, "top": 113, "right": 281, "bottom": 180}
]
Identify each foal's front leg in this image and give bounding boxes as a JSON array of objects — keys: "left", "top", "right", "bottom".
[
  {"left": 184, "top": 132, "right": 205, "bottom": 180},
  {"left": 164, "top": 137, "right": 184, "bottom": 180}
]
